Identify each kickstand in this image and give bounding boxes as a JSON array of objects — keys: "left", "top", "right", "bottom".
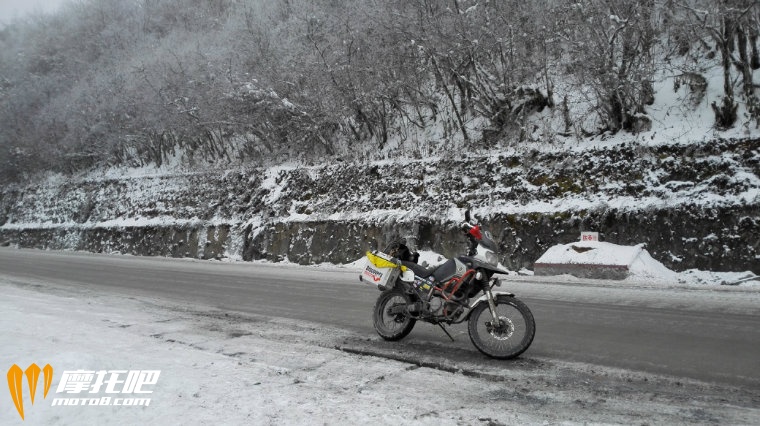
[{"left": 437, "top": 323, "right": 455, "bottom": 342}]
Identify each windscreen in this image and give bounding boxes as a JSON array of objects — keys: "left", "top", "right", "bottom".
[{"left": 480, "top": 230, "right": 498, "bottom": 252}]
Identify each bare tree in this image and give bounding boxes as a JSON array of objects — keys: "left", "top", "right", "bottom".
[
  {"left": 671, "top": 0, "right": 760, "bottom": 128},
  {"left": 557, "top": 0, "right": 658, "bottom": 134}
]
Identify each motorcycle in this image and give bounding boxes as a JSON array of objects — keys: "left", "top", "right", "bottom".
[{"left": 359, "top": 212, "right": 536, "bottom": 359}]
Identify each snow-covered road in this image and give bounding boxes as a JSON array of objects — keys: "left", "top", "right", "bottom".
[
  {"left": 1, "top": 248, "right": 759, "bottom": 387},
  {"left": 1, "top": 276, "right": 759, "bottom": 425},
  {"left": 1, "top": 249, "right": 759, "bottom": 424}
]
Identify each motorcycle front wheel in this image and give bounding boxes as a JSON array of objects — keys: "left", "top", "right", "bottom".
[
  {"left": 373, "top": 289, "right": 416, "bottom": 341},
  {"left": 467, "top": 295, "right": 535, "bottom": 359}
]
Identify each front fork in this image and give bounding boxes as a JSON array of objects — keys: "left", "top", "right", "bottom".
[{"left": 485, "top": 286, "right": 501, "bottom": 323}]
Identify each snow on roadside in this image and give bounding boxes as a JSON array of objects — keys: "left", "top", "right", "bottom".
[
  {"left": 532, "top": 240, "right": 759, "bottom": 287},
  {"left": 678, "top": 269, "right": 760, "bottom": 287},
  {"left": 1, "top": 275, "right": 759, "bottom": 426},
  {"left": 339, "top": 245, "right": 759, "bottom": 289}
]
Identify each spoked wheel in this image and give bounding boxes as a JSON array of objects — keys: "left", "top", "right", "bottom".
[
  {"left": 373, "top": 289, "right": 416, "bottom": 341},
  {"left": 468, "top": 295, "right": 535, "bottom": 359}
]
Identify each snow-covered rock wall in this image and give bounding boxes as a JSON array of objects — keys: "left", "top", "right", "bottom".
[{"left": 1, "top": 139, "right": 758, "bottom": 273}]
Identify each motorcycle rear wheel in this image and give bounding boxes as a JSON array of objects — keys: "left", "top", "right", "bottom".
[
  {"left": 467, "top": 295, "right": 535, "bottom": 359},
  {"left": 373, "top": 289, "right": 416, "bottom": 341}
]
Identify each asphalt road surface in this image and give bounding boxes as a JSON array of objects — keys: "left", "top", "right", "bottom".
[{"left": 1, "top": 248, "right": 758, "bottom": 390}]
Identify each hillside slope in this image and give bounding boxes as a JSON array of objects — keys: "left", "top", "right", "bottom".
[{"left": 1, "top": 138, "right": 757, "bottom": 273}]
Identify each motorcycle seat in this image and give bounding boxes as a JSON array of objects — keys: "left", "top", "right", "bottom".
[{"left": 401, "top": 261, "right": 437, "bottom": 279}]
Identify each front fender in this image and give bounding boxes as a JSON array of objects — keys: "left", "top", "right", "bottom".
[{"left": 467, "top": 291, "right": 515, "bottom": 310}]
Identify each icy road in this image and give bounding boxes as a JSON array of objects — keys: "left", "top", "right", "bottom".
[{"left": 1, "top": 247, "right": 759, "bottom": 424}]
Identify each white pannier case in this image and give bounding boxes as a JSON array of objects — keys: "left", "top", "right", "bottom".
[{"left": 360, "top": 251, "right": 407, "bottom": 290}]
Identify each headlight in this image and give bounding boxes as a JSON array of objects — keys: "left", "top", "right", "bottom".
[{"left": 485, "top": 251, "right": 498, "bottom": 267}]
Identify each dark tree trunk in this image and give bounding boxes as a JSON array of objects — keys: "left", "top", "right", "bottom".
[{"left": 750, "top": 27, "right": 760, "bottom": 70}]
